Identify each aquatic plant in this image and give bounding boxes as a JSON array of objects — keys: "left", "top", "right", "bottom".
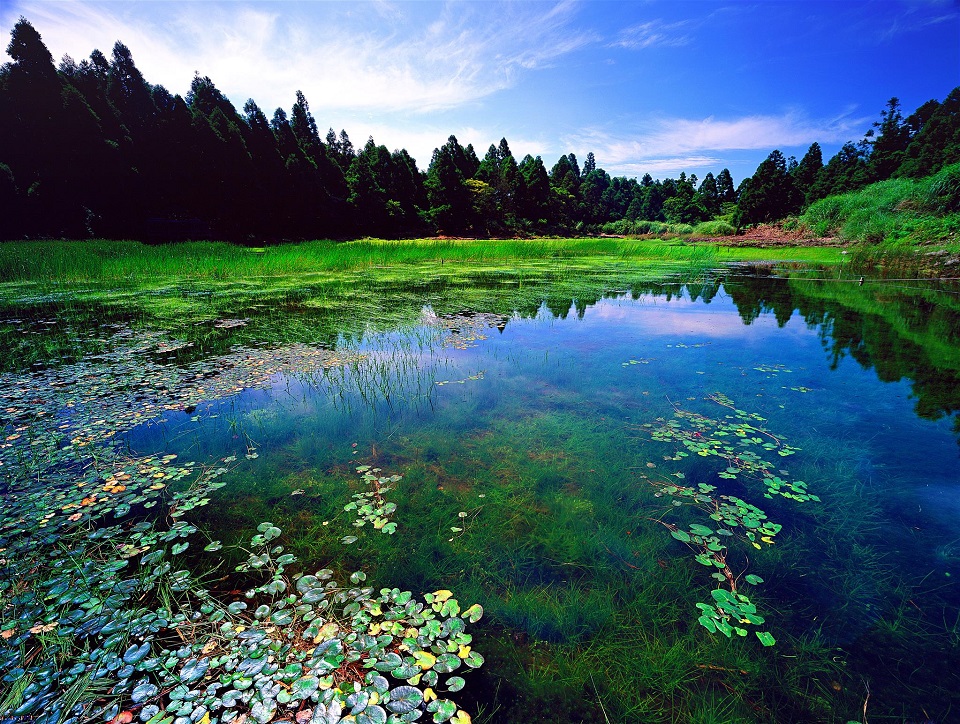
[
  {"left": 645, "top": 392, "right": 819, "bottom": 503},
  {"left": 649, "top": 481, "right": 776, "bottom": 645},
  {"left": 0, "top": 319, "right": 483, "bottom": 723},
  {"left": 642, "top": 393, "right": 821, "bottom": 645},
  {"left": 343, "top": 465, "right": 401, "bottom": 539},
  {"left": 1, "top": 460, "right": 483, "bottom": 724}
]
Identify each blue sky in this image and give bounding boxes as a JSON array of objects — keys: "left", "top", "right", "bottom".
[{"left": 3, "top": 1, "right": 958, "bottom": 183}]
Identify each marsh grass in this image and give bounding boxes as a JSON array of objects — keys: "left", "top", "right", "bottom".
[
  {"left": 0, "top": 237, "right": 836, "bottom": 288},
  {"left": 0, "top": 238, "right": 690, "bottom": 285},
  {"left": 180, "top": 373, "right": 903, "bottom": 722},
  {"left": 0, "top": 237, "right": 846, "bottom": 375}
]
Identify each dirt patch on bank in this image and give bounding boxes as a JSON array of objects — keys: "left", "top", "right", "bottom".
[{"left": 689, "top": 223, "right": 849, "bottom": 248}]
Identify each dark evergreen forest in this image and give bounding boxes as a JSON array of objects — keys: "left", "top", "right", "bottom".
[{"left": 1, "top": 17, "right": 958, "bottom": 242}]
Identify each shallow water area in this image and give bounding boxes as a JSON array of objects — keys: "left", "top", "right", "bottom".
[{"left": 3, "top": 265, "right": 960, "bottom": 723}]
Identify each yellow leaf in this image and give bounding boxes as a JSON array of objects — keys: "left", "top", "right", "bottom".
[
  {"left": 457, "top": 645, "right": 471, "bottom": 659},
  {"left": 414, "top": 651, "right": 436, "bottom": 670},
  {"left": 453, "top": 712, "right": 472, "bottom": 724},
  {"left": 199, "top": 714, "right": 210, "bottom": 724},
  {"left": 423, "top": 688, "right": 437, "bottom": 702},
  {"left": 433, "top": 590, "right": 453, "bottom": 602},
  {"left": 314, "top": 622, "right": 339, "bottom": 643}
]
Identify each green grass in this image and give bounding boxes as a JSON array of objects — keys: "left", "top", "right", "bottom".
[
  {"left": 798, "top": 163, "right": 960, "bottom": 251},
  {"left": 0, "top": 237, "right": 701, "bottom": 285},
  {"left": 0, "top": 236, "right": 839, "bottom": 290}
]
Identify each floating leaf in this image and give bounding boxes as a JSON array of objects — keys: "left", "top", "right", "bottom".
[
  {"left": 414, "top": 651, "right": 437, "bottom": 670},
  {"left": 462, "top": 604, "right": 483, "bottom": 623},
  {"left": 179, "top": 657, "right": 209, "bottom": 683},
  {"left": 385, "top": 686, "right": 423, "bottom": 714},
  {"left": 756, "top": 631, "right": 776, "bottom": 647},
  {"left": 124, "top": 643, "right": 151, "bottom": 665},
  {"left": 431, "top": 700, "right": 457, "bottom": 722},
  {"left": 292, "top": 675, "right": 319, "bottom": 698},
  {"left": 445, "top": 676, "right": 466, "bottom": 693},
  {"left": 131, "top": 681, "right": 159, "bottom": 704}
]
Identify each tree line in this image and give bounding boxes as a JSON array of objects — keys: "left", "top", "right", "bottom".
[{"left": 1, "top": 17, "right": 957, "bottom": 242}]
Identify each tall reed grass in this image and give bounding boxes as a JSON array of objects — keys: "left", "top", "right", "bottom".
[{"left": 0, "top": 237, "right": 728, "bottom": 286}]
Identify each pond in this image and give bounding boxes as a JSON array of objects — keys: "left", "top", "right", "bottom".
[{"left": 2, "top": 264, "right": 959, "bottom": 723}]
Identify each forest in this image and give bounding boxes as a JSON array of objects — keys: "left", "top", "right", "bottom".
[{"left": 1, "top": 16, "right": 958, "bottom": 242}]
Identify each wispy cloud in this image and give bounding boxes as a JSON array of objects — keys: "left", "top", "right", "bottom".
[
  {"left": 3, "top": 1, "right": 594, "bottom": 114},
  {"left": 875, "top": 2, "right": 960, "bottom": 42},
  {"left": 610, "top": 19, "right": 692, "bottom": 49},
  {"left": 565, "top": 110, "right": 870, "bottom": 177},
  {"left": 607, "top": 157, "right": 723, "bottom": 177}
]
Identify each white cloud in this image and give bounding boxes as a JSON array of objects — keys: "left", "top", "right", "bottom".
[
  {"left": 564, "top": 110, "right": 870, "bottom": 177},
  {"left": 610, "top": 19, "right": 691, "bottom": 49},
  {"left": 607, "top": 157, "right": 723, "bottom": 177},
  {"left": 875, "top": 3, "right": 960, "bottom": 41},
  {"left": 4, "top": 0, "right": 594, "bottom": 115}
]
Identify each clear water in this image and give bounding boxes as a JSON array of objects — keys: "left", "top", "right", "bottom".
[{"left": 118, "top": 270, "right": 960, "bottom": 722}]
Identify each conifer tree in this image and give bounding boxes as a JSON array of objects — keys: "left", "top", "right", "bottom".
[
  {"left": 792, "top": 143, "right": 824, "bottom": 206},
  {"left": 735, "top": 150, "right": 800, "bottom": 227}
]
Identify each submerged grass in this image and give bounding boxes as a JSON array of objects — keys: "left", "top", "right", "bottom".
[{"left": 185, "top": 370, "right": 916, "bottom": 722}]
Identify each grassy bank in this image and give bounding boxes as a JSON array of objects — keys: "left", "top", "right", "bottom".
[{"left": 796, "top": 163, "right": 960, "bottom": 253}]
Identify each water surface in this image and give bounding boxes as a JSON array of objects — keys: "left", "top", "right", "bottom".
[
  {"left": 120, "top": 270, "right": 960, "bottom": 722},
  {"left": 3, "top": 265, "right": 960, "bottom": 722}
]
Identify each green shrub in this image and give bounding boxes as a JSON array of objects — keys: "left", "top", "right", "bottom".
[
  {"left": 600, "top": 219, "right": 633, "bottom": 235},
  {"left": 803, "top": 195, "right": 847, "bottom": 237},
  {"left": 691, "top": 220, "right": 736, "bottom": 237},
  {"left": 600, "top": 219, "right": 675, "bottom": 236}
]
